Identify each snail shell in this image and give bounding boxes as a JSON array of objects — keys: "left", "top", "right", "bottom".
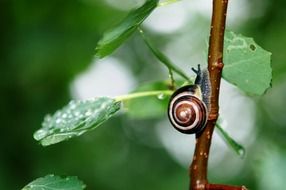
[{"left": 168, "top": 85, "right": 208, "bottom": 134}]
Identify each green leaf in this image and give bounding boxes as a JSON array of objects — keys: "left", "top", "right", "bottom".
[
  {"left": 95, "top": 0, "right": 158, "bottom": 58},
  {"left": 223, "top": 30, "right": 272, "bottom": 95},
  {"left": 123, "top": 81, "right": 178, "bottom": 119},
  {"left": 22, "top": 175, "right": 86, "bottom": 190},
  {"left": 34, "top": 97, "right": 121, "bottom": 146},
  {"left": 215, "top": 123, "right": 245, "bottom": 158}
]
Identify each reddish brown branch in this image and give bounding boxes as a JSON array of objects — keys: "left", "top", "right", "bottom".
[{"left": 189, "top": 0, "right": 247, "bottom": 189}]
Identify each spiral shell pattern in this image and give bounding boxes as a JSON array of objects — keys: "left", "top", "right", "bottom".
[{"left": 168, "top": 91, "right": 208, "bottom": 134}]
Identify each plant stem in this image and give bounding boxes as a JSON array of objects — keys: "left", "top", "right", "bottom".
[
  {"left": 138, "top": 28, "right": 191, "bottom": 83},
  {"left": 115, "top": 90, "right": 173, "bottom": 102},
  {"left": 188, "top": 0, "right": 248, "bottom": 189},
  {"left": 158, "top": 0, "right": 181, "bottom": 7},
  {"left": 168, "top": 69, "right": 176, "bottom": 90}
]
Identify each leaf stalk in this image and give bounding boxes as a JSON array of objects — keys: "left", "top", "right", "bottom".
[
  {"left": 138, "top": 28, "right": 191, "bottom": 83},
  {"left": 115, "top": 90, "right": 173, "bottom": 102},
  {"left": 158, "top": 0, "right": 181, "bottom": 7}
]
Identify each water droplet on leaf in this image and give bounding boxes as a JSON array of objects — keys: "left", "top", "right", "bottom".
[
  {"left": 238, "top": 148, "right": 246, "bottom": 158},
  {"left": 56, "top": 118, "right": 62, "bottom": 124},
  {"left": 157, "top": 93, "right": 165, "bottom": 100},
  {"left": 34, "top": 129, "right": 48, "bottom": 140},
  {"left": 85, "top": 110, "right": 92, "bottom": 116}
]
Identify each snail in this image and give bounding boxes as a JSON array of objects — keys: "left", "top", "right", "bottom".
[{"left": 168, "top": 64, "right": 210, "bottom": 134}]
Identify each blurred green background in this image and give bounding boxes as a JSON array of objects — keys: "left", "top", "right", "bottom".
[{"left": 1, "top": 0, "right": 286, "bottom": 189}]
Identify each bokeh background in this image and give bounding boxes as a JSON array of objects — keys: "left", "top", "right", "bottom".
[{"left": 1, "top": 0, "right": 286, "bottom": 189}]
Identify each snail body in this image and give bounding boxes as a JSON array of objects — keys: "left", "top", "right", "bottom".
[{"left": 168, "top": 65, "right": 210, "bottom": 134}]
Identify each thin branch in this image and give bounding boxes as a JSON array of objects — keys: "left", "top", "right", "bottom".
[{"left": 189, "top": 0, "right": 247, "bottom": 189}]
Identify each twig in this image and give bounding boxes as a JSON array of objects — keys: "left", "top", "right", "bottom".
[{"left": 189, "top": 0, "right": 247, "bottom": 189}]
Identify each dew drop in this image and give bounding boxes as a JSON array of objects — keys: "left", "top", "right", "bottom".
[
  {"left": 85, "top": 110, "right": 92, "bottom": 116},
  {"left": 69, "top": 101, "right": 77, "bottom": 110},
  {"left": 100, "top": 103, "right": 107, "bottom": 109},
  {"left": 55, "top": 118, "right": 62, "bottom": 124},
  {"left": 34, "top": 129, "right": 48, "bottom": 140},
  {"left": 238, "top": 148, "right": 246, "bottom": 158},
  {"left": 74, "top": 111, "right": 80, "bottom": 117},
  {"left": 44, "top": 115, "right": 52, "bottom": 122},
  {"left": 157, "top": 93, "right": 165, "bottom": 100}
]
